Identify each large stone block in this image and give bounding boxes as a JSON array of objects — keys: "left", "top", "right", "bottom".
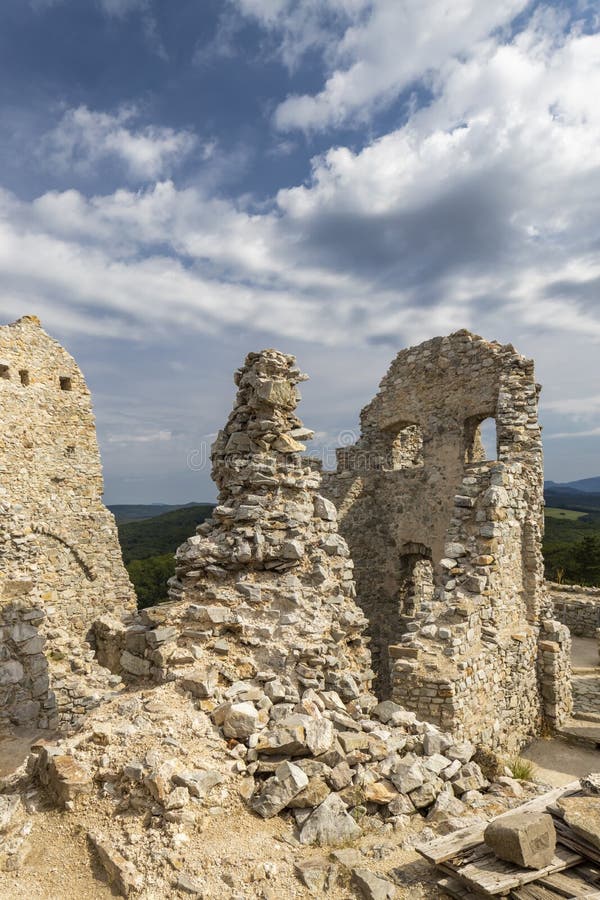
[{"left": 484, "top": 812, "right": 556, "bottom": 869}]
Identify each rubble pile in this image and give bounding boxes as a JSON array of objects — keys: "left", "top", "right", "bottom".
[{"left": 0, "top": 676, "right": 538, "bottom": 898}]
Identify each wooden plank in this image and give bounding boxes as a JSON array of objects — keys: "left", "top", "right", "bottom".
[
  {"left": 540, "top": 867, "right": 599, "bottom": 896},
  {"left": 554, "top": 821, "right": 600, "bottom": 866},
  {"left": 576, "top": 863, "right": 600, "bottom": 883},
  {"left": 509, "top": 885, "right": 562, "bottom": 899},
  {"left": 417, "top": 782, "right": 581, "bottom": 865},
  {"left": 445, "top": 845, "right": 581, "bottom": 896},
  {"left": 438, "top": 876, "right": 486, "bottom": 899},
  {"left": 417, "top": 822, "right": 490, "bottom": 865}
]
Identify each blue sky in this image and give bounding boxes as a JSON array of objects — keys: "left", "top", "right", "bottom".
[{"left": 1, "top": 0, "right": 599, "bottom": 503}]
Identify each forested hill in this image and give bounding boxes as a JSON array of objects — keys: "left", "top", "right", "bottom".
[
  {"left": 109, "top": 502, "right": 205, "bottom": 525},
  {"left": 117, "top": 503, "right": 214, "bottom": 607},
  {"left": 543, "top": 486, "right": 600, "bottom": 586},
  {"left": 118, "top": 503, "right": 214, "bottom": 564},
  {"left": 115, "top": 484, "right": 600, "bottom": 608}
]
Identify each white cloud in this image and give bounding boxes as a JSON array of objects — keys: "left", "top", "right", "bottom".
[
  {"left": 2, "top": 7, "right": 600, "bottom": 372},
  {"left": 546, "top": 427, "right": 600, "bottom": 440},
  {"left": 108, "top": 429, "right": 172, "bottom": 443},
  {"left": 232, "top": 0, "right": 531, "bottom": 131},
  {"left": 40, "top": 106, "right": 198, "bottom": 181},
  {"left": 545, "top": 395, "right": 600, "bottom": 417}
]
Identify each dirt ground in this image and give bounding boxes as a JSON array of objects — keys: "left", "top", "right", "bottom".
[
  {"left": 522, "top": 736, "right": 600, "bottom": 787},
  {"left": 571, "top": 636, "right": 599, "bottom": 670}
]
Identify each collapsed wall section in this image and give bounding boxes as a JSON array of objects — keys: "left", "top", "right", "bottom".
[{"left": 324, "top": 330, "right": 572, "bottom": 752}]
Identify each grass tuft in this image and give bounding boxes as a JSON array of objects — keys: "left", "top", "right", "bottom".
[{"left": 508, "top": 756, "right": 537, "bottom": 781}]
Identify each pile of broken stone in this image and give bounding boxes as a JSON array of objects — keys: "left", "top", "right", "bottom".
[
  {"left": 212, "top": 679, "right": 493, "bottom": 839},
  {"left": 0, "top": 673, "right": 532, "bottom": 897}
]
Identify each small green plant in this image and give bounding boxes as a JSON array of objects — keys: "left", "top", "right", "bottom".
[{"left": 508, "top": 756, "right": 537, "bottom": 781}]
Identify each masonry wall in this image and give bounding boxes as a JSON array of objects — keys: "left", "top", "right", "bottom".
[
  {"left": 0, "top": 597, "right": 57, "bottom": 732},
  {"left": 0, "top": 316, "right": 136, "bottom": 731},
  {"left": 324, "top": 330, "right": 572, "bottom": 751},
  {"left": 550, "top": 583, "right": 600, "bottom": 636}
]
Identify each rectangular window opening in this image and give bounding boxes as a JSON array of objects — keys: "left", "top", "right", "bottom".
[
  {"left": 19, "top": 369, "right": 30, "bottom": 386},
  {"left": 59, "top": 376, "right": 72, "bottom": 391},
  {"left": 0, "top": 364, "right": 9, "bottom": 380}
]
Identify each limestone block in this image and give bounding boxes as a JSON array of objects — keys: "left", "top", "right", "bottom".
[
  {"left": 180, "top": 667, "right": 218, "bottom": 699},
  {"left": 314, "top": 495, "right": 337, "bottom": 521},
  {"left": 389, "top": 760, "right": 425, "bottom": 794},
  {"left": 120, "top": 651, "right": 151, "bottom": 677},
  {"left": 47, "top": 755, "right": 92, "bottom": 806},
  {"left": 222, "top": 702, "right": 260, "bottom": 740},
  {"left": 173, "top": 769, "right": 224, "bottom": 800},
  {"left": 88, "top": 833, "right": 143, "bottom": 896},
  {"left": 251, "top": 761, "right": 308, "bottom": 818},
  {"left": 298, "top": 793, "right": 361, "bottom": 846},
  {"left": 287, "top": 776, "right": 331, "bottom": 808},
  {"left": 484, "top": 812, "right": 556, "bottom": 869},
  {"left": 352, "top": 868, "right": 396, "bottom": 899}
]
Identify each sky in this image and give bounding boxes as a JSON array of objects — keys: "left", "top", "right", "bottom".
[{"left": 0, "top": 0, "right": 599, "bottom": 504}]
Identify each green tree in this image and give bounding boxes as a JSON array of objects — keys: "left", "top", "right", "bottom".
[{"left": 126, "top": 554, "right": 175, "bottom": 609}]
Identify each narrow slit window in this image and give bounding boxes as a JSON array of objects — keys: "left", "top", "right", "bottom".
[
  {"left": 0, "top": 364, "right": 9, "bottom": 380},
  {"left": 59, "top": 376, "right": 72, "bottom": 391},
  {"left": 19, "top": 369, "right": 30, "bottom": 386}
]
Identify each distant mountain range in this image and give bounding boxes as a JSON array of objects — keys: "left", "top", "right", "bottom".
[
  {"left": 111, "top": 480, "right": 600, "bottom": 526},
  {"left": 545, "top": 476, "right": 600, "bottom": 494},
  {"left": 108, "top": 502, "right": 208, "bottom": 525}
]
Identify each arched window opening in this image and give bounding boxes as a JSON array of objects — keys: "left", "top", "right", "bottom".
[{"left": 464, "top": 415, "right": 498, "bottom": 463}]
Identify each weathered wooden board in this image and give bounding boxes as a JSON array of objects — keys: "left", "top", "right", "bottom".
[
  {"left": 438, "top": 876, "right": 485, "bottom": 899},
  {"left": 554, "top": 821, "right": 600, "bottom": 867},
  {"left": 510, "top": 885, "right": 563, "bottom": 899},
  {"left": 539, "top": 866, "right": 600, "bottom": 896},
  {"left": 417, "top": 782, "right": 581, "bottom": 866},
  {"left": 439, "top": 845, "right": 581, "bottom": 897}
]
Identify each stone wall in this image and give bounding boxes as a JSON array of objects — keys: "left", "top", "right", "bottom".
[
  {"left": 0, "top": 316, "right": 136, "bottom": 731},
  {"left": 324, "top": 330, "right": 571, "bottom": 751},
  {"left": 549, "top": 583, "right": 600, "bottom": 636},
  {"left": 0, "top": 586, "right": 57, "bottom": 731}
]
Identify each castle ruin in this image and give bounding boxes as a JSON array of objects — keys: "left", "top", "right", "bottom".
[
  {"left": 324, "top": 330, "right": 572, "bottom": 752},
  {"left": 0, "top": 320, "right": 573, "bottom": 757},
  {"left": 0, "top": 316, "right": 135, "bottom": 731}
]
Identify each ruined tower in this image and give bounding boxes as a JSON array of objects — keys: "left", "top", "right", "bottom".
[
  {"left": 167, "top": 349, "right": 373, "bottom": 698},
  {"left": 324, "top": 330, "right": 571, "bottom": 752},
  {"left": 0, "top": 316, "right": 136, "bottom": 730}
]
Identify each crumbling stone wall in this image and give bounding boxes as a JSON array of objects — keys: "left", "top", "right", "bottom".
[
  {"left": 0, "top": 594, "right": 56, "bottom": 732},
  {"left": 96, "top": 350, "right": 373, "bottom": 701},
  {"left": 324, "top": 330, "right": 571, "bottom": 752},
  {"left": 0, "top": 316, "right": 136, "bottom": 730},
  {"left": 550, "top": 583, "right": 600, "bottom": 636}
]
